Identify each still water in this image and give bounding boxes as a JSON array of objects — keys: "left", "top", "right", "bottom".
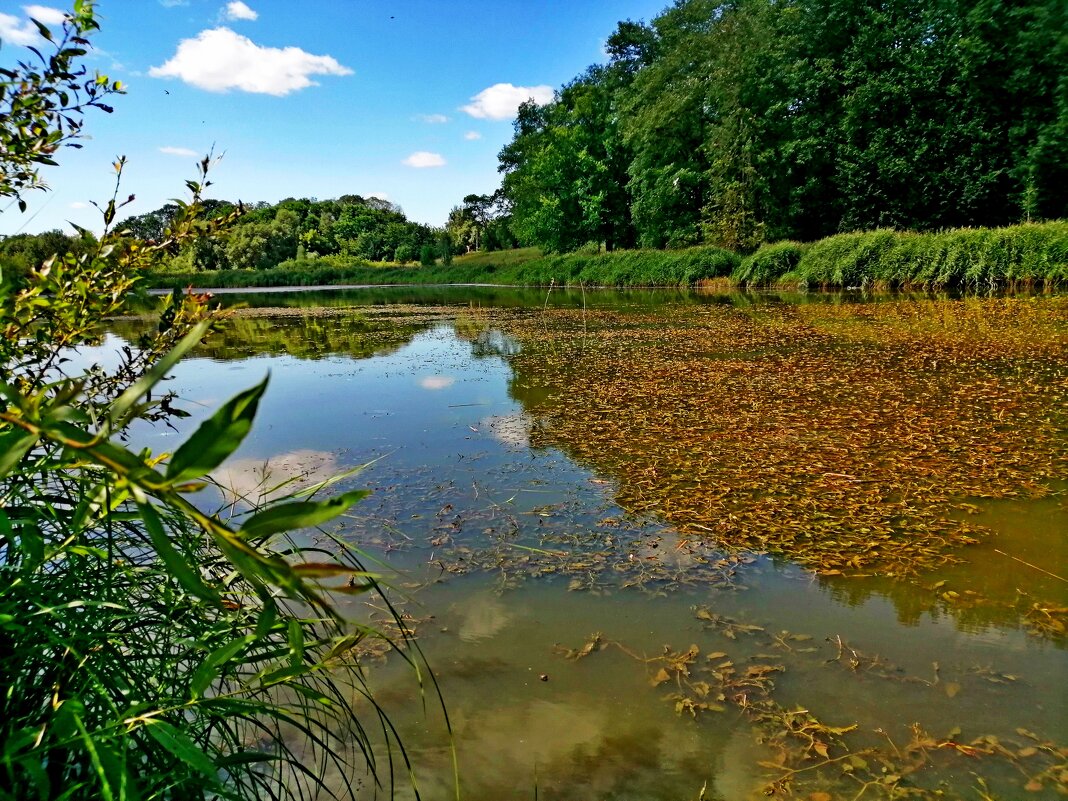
[{"left": 112, "top": 287, "right": 1066, "bottom": 800}]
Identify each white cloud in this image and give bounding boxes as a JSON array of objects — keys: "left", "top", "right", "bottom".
[
  {"left": 402, "top": 151, "right": 446, "bottom": 168},
  {"left": 69, "top": 201, "right": 89, "bottom": 210},
  {"left": 149, "top": 27, "right": 352, "bottom": 96},
  {"left": 416, "top": 113, "right": 449, "bottom": 124},
  {"left": 222, "top": 1, "right": 257, "bottom": 21},
  {"left": 464, "top": 131, "right": 482, "bottom": 141},
  {"left": 461, "top": 83, "right": 554, "bottom": 120},
  {"left": 0, "top": 13, "right": 38, "bottom": 45},
  {"left": 0, "top": 6, "right": 65, "bottom": 45},
  {"left": 23, "top": 5, "right": 67, "bottom": 25},
  {"left": 159, "top": 146, "right": 199, "bottom": 157}
]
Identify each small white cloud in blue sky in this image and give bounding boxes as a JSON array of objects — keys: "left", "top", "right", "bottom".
[
  {"left": 149, "top": 27, "right": 352, "bottom": 95},
  {"left": 223, "top": 2, "right": 258, "bottom": 22},
  {"left": 69, "top": 201, "right": 90, "bottom": 210},
  {"left": 416, "top": 113, "right": 449, "bottom": 124},
  {"left": 159, "top": 146, "right": 199, "bottom": 157},
  {"left": 0, "top": 5, "right": 65, "bottom": 45},
  {"left": 403, "top": 152, "right": 446, "bottom": 169},
  {"left": 461, "top": 83, "right": 554, "bottom": 120},
  {"left": 24, "top": 5, "right": 67, "bottom": 25},
  {"left": 464, "top": 131, "right": 482, "bottom": 141}
]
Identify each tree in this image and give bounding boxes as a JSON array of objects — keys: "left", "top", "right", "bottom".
[{"left": 0, "top": 0, "right": 121, "bottom": 209}]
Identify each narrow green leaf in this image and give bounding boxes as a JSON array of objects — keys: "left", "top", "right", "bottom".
[
  {"left": 287, "top": 619, "right": 304, "bottom": 667},
  {"left": 189, "top": 636, "right": 255, "bottom": 698},
  {"left": 139, "top": 503, "right": 219, "bottom": 604},
  {"left": 239, "top": 490, "right": 370, "bottom": 541},
  {"left": 0, "top": 429, "right": 37, "bottom": 479},
  {"left": 145, "top": 720, "right": 218, "bottom": 777},
  {"left": 165, "top": 378, "right": 268, "bottom": 484},
  {"left": 108, "top": 320, "right": 209, "bottom": 430}
]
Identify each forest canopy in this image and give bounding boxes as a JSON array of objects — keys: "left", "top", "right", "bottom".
[
  {"left": 497, "top": 0, "right": 1068, "bottom": 253},
  {"left": 116, "top": 194, "right": 439, "bottom": 272}
]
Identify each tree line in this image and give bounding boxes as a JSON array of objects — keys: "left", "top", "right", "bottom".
[
  {"left": 1, "top": 194, "right": 449, "bottom": 278},
  {"left": 125, "top": 194, "right": 446, "bottom": 271},
  {"left": 494, "top": 0, "right": 1067, "bottom": 253}
]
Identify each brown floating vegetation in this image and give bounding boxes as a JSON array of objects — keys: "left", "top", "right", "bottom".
[
  {"left": 552, "top": 612, "right": 1068, "bottom": 800},
  {"left": 491, "top": 295, "right": 1068, "bottom": 635}
]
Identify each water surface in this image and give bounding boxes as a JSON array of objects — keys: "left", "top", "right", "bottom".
[{"left": 106, "top": 287, "right": 1067, "bottom": 800}]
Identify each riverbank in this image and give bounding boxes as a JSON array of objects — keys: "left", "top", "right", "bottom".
[{"left": 143, "top": 221, "right": 1067, "bottom": 291}]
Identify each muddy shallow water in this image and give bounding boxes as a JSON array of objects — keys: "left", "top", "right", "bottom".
[{"left": 106, "top": 287, "right": 1067, "bottom": 800}]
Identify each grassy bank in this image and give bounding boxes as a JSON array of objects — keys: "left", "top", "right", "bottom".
[
  {"left": 734, "top": 222, "right": 1068, "bottom": 288},
  {"left": 145, "top": 245, "right": 740, "bottom": 289},
  {"left": 143, "top": 222, "right": 1067, "bottom": 291}
]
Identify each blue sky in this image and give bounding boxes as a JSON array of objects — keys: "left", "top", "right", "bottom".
[{"left": 1, "top": 0, "right": 667, "bottom": 236}]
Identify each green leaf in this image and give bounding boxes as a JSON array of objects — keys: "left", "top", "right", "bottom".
[
  {"left": 287, "top": 619, "right": 304, "bottom": 667},
  {"left": 165, "top": 378, "right": 267, "bottom": 484},
  {"left": 139, "top": 503, "right": 219, "bottom": 604},
  {"left": 108, "top": 321, "right": 210, "bottom": 431},
  {"left": 239, "top": 490, "right": 369, "bottom": 541},
  {"left": 145, "top": 720, "right": 218, "bottom": 778},
  {"left": 0, "top": 428, "right": 37, "bottom": 479},
  {"left": 189, "top": 636, "right": 256, "bottom": 699}
]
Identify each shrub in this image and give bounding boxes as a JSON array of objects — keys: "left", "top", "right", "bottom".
[{"left": 1, "top": 7, "right": 425, "bottom": 799}]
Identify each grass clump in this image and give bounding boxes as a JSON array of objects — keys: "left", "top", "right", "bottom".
[
  {"left": 784, "top": 222, "right": 1068, "bottom": 289},
  {"left": 513, "top": 245, "right": 739, "bottom": 287},
  {"left": 733, "top": 241, "right": 808, "bottom": 285}
]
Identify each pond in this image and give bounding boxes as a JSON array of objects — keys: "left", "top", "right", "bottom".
[{"left": 109, "top": 286, "right": 1067, "bottom": 800}]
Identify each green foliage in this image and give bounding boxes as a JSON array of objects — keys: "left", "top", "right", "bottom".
[
  {"left": 0, "top": 0, "right": 122, "bottom": 209},
  {"left": 737, "top": 222, "right": 1068, "bottom": 288},
  {"left": 0, "top": 228, "right": 97, "bottom": 288},
  {"left": 495, "top": 0, "right": 1068, "bottom": 252},
  {"left": 499, "top": 64, "right": 635, "bottom": 253},
  {"left": 1, "top": 10, "right": 427, "bottom": 800},
  {"left": 118, "top": 194, "right": 436, "bottom": 272},
  {"left": 512, "top": 245, "right": 738, "bottom": 286},
  {"left": 148, "top": 245, "right": 739, "bottom": 290},
  {"left": 734, "top": 241, "right": 808, "bottom": 285}
]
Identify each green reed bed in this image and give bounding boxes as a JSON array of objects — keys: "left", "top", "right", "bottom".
[
  {"left": 143, "top": 223, "right": 1067, "bottom": 292},
  {"left": 739, "top": 222, "right": 1068, "bottom": 288},
  {"left": 145, "top": 245, "right": 739, "bottom": 290}
]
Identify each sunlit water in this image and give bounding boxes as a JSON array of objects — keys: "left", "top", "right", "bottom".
[{"left": 102, "top": 287, "right": 1066, "bottom": 800}]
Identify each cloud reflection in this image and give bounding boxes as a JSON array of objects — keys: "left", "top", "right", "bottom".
[{"left": 420, "top": 376, "right": 455, "bottom": 390}]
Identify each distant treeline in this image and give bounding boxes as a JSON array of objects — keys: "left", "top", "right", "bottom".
[
  {"left": 0, "top": 194, "right": 450, "bottom": 285},
  {"left": 0, "top": 229, "right": 97, "bottom": 285},
  {"left": 496, "top": 0, "right": 1067, "bottom": 253},
  {"left": 147, "top": 222, "right": 1068, "bottom": 291},
  {"left": 122, "top": 194, "right": 445, "bottom": 271}
]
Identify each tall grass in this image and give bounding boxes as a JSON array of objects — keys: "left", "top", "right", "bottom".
[
  {"left": 733, "top": 241, "right": 809, "bottom": 285},
  {"left": 147, "top": 245, "right": 740, "bottom": 290},
  {"left": 746, "top": 222, "right": 1068, "bottom": 288}
]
